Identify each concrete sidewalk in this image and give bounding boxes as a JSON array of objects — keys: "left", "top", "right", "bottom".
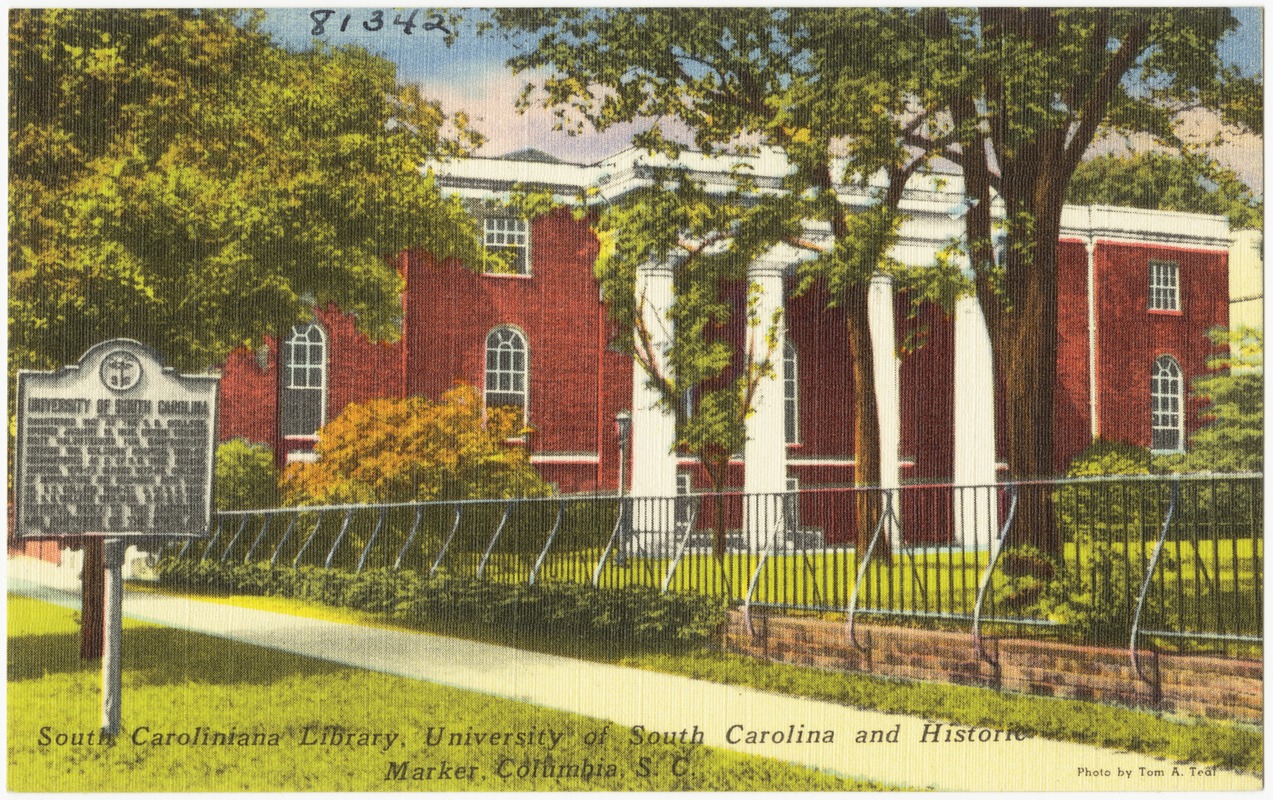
[{"left": 7, "top": 555, "right": 1261, "bottom": 791}]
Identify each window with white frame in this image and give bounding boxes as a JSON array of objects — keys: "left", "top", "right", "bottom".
[
  {"left": 1149, "top": 260, "right": 1180, "bottom": 311},
  {"left": 784, "top": 338, "right": 799, "bottom": 444},
  {"left": 1151, "top": 355, "right": 1184, "bottom": 451},
  {"left": 483, "top": 217, "right": 530, "bottom": 275},
  {"left": 485, "top": 327, "right": 528, "bottom": 421},
  {"left": 676, "top": 472, "right": 692, "bottom": 496},
  {"left": 281, "top": 323, "right": 327, "bottom": 437}
]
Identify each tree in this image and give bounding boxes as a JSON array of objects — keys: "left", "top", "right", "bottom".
[
  {"left": 9, "top": 9, "right": 484, "bottom": 659},
  {"left": 497, "top": 9, "right": 939, "bottom": 551},
  {"left": 282, "top": 383, "right": 550, "bottom": 505},
  {"left": 593, "top": 171, "right": 797, "bottom": 559},
  {"left": 9, "top": 9, "right": 484, "bottom": 377},
  {"left": 1163, "top": 327, "right": 1263, "bottom": 474},
  {"left": 904, "top": 9, "right": 1258, "bottom": 552},
  {"left": 1067, "top": 152, "right": 1262, "bottom": 230}
]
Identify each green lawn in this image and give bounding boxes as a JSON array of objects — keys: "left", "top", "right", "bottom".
[
  {"left": 135, "top": 585, "right": 1264, "bottom": 776},
  {"left": 7, "top": 596, "right": 893, "bottom": 792}
]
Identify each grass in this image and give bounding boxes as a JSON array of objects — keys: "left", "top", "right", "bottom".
[
  {"left": 7, "top": 596, "right": 892, "bottom": 792},
  {"left": 142, "top": 582, "right": 1264, "bottom": 776}
]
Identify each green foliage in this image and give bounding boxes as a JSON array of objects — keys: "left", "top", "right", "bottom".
[
  {"left": 152, "top": 558, "right": 729, "bottom": 650},
  {"left": 906, "top": 8, "right": 1255, "bottom": 487},
  {"left": 10, "top": 9, "right": 484, "bottom": 377},
  {"left": 213, "top": 439, "right": 278, "bottom": 511},
  {"left": 496, "top": 8, "right": 956, "bottom": 490},
  {"left": 1066, "top": 440, "right": 1153, "bottom": 477},
  {"left": 1068, "top": 152, "right": 1262, "bottom": 230},
  {"left": 593, "top": 169, "right": 801, "bottom": 489},
  {"left": 1024, "top": 442, "right": 1163, "bottom": 643},
  {"left": 282, "top": 383, "right": 551, "bottom": 505},
  {"left": 1161, "top": 327, "right": 1263, "bottom": 474}
]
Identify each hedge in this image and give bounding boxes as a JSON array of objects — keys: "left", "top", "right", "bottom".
[{"left": 153, "top": 557, "right": 728, "bottom": 650}]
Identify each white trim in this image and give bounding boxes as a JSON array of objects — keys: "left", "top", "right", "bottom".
[
  {"left": 786, "top": 457, "right": 857, "bottom": 467},
  {"left": 1150, "top": 354, "right": 1186, "bottom": 453},
  {"left": 1085, "top": 221, "right": 1100, "bottom": 439},
  {"left": 484, "top": 325, "right": 529, "bottom": 423},
  {"left": 483, "top": 216, "right": 531, "bottom": 275},
  {"left": 530, "top": 453, "right": 600, "bottom": 464},
  {"left": 281, "top": 322, "right": 327, "bottom": 437},
  {"left": 427, "top": 151, "right": 1231, "bottom": 254}
]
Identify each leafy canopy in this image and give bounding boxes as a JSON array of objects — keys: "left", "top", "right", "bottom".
[
  {"left": 594, "top": 170, "right": 801, "bottom": 483},
  {"left": 497, "top": 8, "right": 942, "bottom": 495},
  {"left": 1067, "top": 152, "right": 1262, "bottom": 230},
  {"left": 1164, "top": 327, "right": 1263, "bottom": 474},
  {"left": 282, "top": 383, "right": 550, "bottom": 505},
  {"left": 10, "top": 9, "right": 483, "bottom": 375}
]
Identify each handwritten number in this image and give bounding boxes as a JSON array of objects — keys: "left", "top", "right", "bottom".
[
  {"left": 424, "top": 13, "right": 452, "bottom": 35},
  {"left": 393, "top": 10, "right": 418, "bottom": 34},
  {"left": 312, "top": 9, "right": 450, "bottom": 37},
  {"left": 309, "top": 9, "right": 334, "bottom": 36}
]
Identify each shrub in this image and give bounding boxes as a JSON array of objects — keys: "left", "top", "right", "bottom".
[
  {"left": 282, "top": 383, "right": 551, "bottom": 505},
  {"left": 153, "top": 557, "right": 727, "bottom": 650},
  {"left": 214, "top": 439, "right": 279, "bottom": 510},
  {"left": 1031, "top": 441, "right": 1168, "bottom": 644}
]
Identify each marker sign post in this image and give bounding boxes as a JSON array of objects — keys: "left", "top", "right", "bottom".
[{"left": 15, "top": 339, "right": 218, "bottom": 738}]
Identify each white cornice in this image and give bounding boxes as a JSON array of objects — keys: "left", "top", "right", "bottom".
[{"left": 426, "top": 149, "right": 1230, "bottom": 256}]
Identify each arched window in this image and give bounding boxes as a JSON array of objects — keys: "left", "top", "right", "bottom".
[
  {"left": 281, "top": 323, "right": 327, "bottom": 437},
  {"left": 784, "top": 338, "right": 799, "bottom": 444},
  {"left": 485, "top": 327, "right": 528, "bottom": 421},
  {"left": 1150, "top": 355, "right": 1184, "bottom": 451}
]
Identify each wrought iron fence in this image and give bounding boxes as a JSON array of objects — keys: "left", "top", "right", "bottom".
[{"left": 165, "top": 474, "right": 1262, "bottom": 653}]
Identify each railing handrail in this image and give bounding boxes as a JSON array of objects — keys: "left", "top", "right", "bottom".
[
  {"left": 213, "top": 473, "right": 1264, "bottom": 517},
  {"left": 177, "top": 476, "right": 1260, "bottom": 654}
]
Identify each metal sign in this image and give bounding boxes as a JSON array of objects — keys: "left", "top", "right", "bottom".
[{"left": 15, "top": 339, "right": 219, "bottom": 538}]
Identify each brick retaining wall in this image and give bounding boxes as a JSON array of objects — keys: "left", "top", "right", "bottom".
[{"left": 722, "top": 610, "right": 1262, "bottom": 722}]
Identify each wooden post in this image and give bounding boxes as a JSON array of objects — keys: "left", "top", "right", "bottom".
[{"left": 80, "top": 538, "right": 104, "bottom": 661}]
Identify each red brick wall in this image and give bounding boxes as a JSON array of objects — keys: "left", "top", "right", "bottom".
[
  {"left": 725, "top": 610, "right": 1261, "bottom": 722},
  {"left": 401, "top": 207, "right": 618, "bottom": 494},
  {"left": 1053, "top": 239, "right": 1094, "bottom": 471},
  {"left": 216, "top": 211, "right": 1229, "bottom": 489},
  {"left": 786, "top": 282, "right": 855, "bottom": 465},
  {"left": 216, "top": 305, "right": 404, "bottom": 463},
  {"left": 319, "top": 305, "right": 405, "bottom": 421},
  {"left": 1093, "top": 242, "right": 1228, "bottom": 451},
  {"left": 218, "top": 340, "right": 278, "bottom": 446}
]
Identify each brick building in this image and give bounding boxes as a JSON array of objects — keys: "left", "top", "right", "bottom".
[{"left": 217, "top": 147, "right": 1230, "bottom": 511}]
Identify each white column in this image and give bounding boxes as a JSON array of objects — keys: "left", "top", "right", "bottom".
[
  {"left": 744, "top": 257, "right": 788, "bottom": 550},
  {"left": 867, "top": 274, "right": 902, "bottom": 548},
  {"left": 629, "top": 260, "right": 678, "bottom": 555},
  {"left": 952, "top": 294, "right": 998, "bottom": 549}
]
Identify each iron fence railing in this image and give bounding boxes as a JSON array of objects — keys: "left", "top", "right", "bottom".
[{"left": 163, "top": 474, "right": 1262, "bottom": 654}]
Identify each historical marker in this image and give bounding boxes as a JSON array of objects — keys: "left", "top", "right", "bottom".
[
  {"left": 14, "top": 339, "right": 218, "bottom": 738},
  {"left": 15, "top": 339, "right": 219, "bottom": 539}
]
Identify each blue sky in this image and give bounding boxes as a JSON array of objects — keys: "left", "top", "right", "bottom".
[{"left": 258, "top": 7, "right": 1263, "bottom": 182}]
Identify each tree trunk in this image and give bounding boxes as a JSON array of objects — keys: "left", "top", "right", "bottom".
[
  {"left": 701, "top": 452, "right": 734, "bottom": 596},
  {"left": 844, "top": 283, "right": 888, "bottom": 559},
  {"left": 80, "top": 538, "right": 104, "bottom": 661},
  {"left": 983, "top": 179, "right": 1064, "bottom": 557}
]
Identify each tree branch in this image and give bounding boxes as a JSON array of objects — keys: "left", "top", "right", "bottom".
[{"left": 1061, "top": 19, "right": 1151, "bottom": 177}]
